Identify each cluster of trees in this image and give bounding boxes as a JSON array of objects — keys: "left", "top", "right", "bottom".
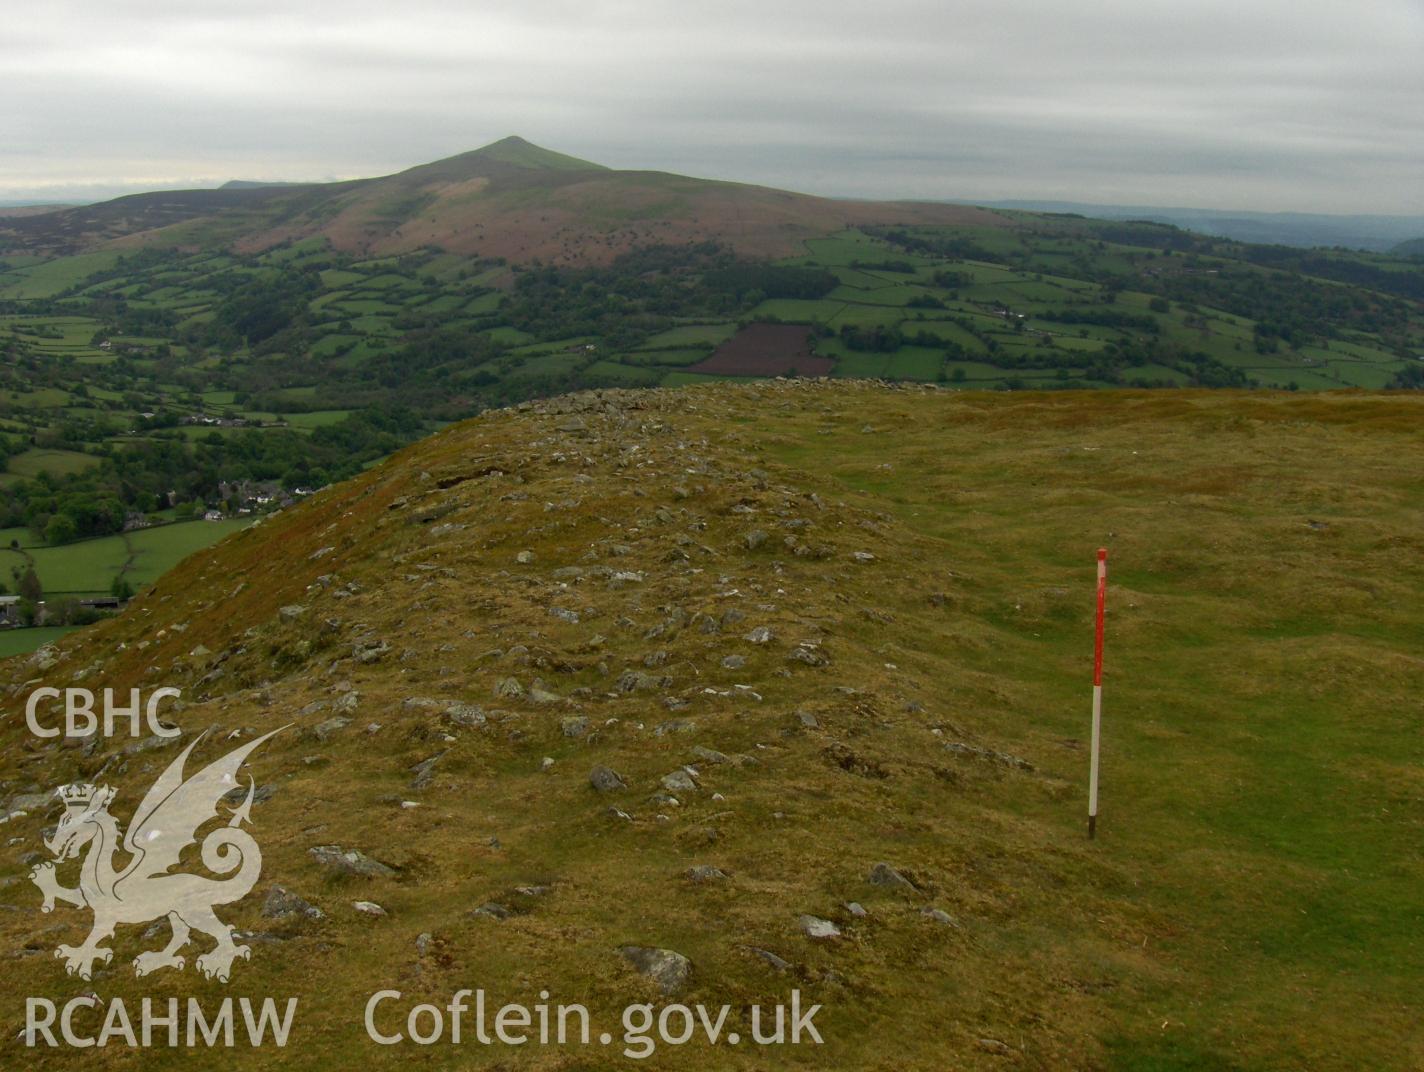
[
  {"left": 1239, "top": 247, "right": 1424, "bottom": 302},
  {"left": 838, "top": 325, "right": 904, "bottom": 352},
  {"left": 1040, "top": 307, "right": 1160, "bottom": 333},
  {"left": 1388, "top": 364, "right": 1424, "bottom": 389},
  {"left": 702, "top": 262, "right": 837, "bottom": 300},
  {"left": 0, "top": 405, "right": 424, "bottom": 545},
  {"left": 869, "top": 228, "right": 1000, "bottom": 263},
  {"left": 848, "top": 259, "right": 917, "bottom": 273},
  {"left": 203, "top": 267, "right": 321, "bottom": 349},
  {"left": 503, "top": 244, "right": 836, "bottom": 349}
]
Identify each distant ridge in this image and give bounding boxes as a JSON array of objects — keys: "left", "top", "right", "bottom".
[
  {"left": 965, "top": 198, "right": 1424, "bottom": 252},
  {"left": 0, "top": 136, "right": 999, "bottom": 264},
  {"left": 219, "top": 180, "right": 307, "bottom": 190}
]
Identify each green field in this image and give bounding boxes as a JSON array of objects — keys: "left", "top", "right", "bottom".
[
  {"left": 6, "top": 518, "right": 250, "bottom": 597},
  {"left": 3, "top": 447, "right": 99, "bottom": 480},
  {"left": 0, "top": 625, "right": 78, "bottom": 658}
]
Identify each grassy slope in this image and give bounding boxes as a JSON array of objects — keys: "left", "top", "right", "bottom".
[{"left": 0, "top": 383, "right": 1420, "bottom": 1070}]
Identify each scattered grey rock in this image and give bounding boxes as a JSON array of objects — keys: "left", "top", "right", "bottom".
[
  {"left": 653, "top": 719, "right": 695, "bottom": 736},
  {"left": 589, "top": 765, "right": 627, "bottom": 793},
  {"left": 444, "top": 703, "right": 486, "bottom": 727},
  {"left": 6, "top": 792, "right": 53, "bottom": 814},
  {"left": 516, "top": 550, "right": 535, "bottom": 564},
  {"left": 616, "top": 670, "right": 671, "bottom": 693},
  {"left": 748, "top": 946, "right": 790, "bottom": 972},
  {"left": 798, "top": 915, "right": 841, "bottom": 939},
  {"left": 262, "top": 886, "right": 324, "bottom": 922},
  {"left": 124, "top": 734, "right": 179, "bottom": 755},
  {"left": 29, "top": 646, "right": 60, "bottom": 671},
  {"left": 684, "top": 865, "right": 728, "bottom": 883},
  {"left": 527, "top": 682, "right": 564, "bottom": 706},
  {"left": 470, "top": 902, "right": 511, "bottom": 920},
  {"left": 494, "top": 677, "right": 525, "bottom": 700},
  {"left": 311, "top": 717, "right": 351, "bottom": 742},
  {"left": 354, "top": 639, "right": 390, "bottom": 664},
  {"left": 308, "top": 845, "right": 396, "bottom": 878},
  {"left": 352, "top": 901, "right": 386, "bottom": 917},
  {"left": 868, "top": 862, "right": 916, "bottom": 890},
  {"left": 548, "top": 606, "right": 579, "bottom": 624},
  {"left": 743, "top": 529, "right": 768, "bottom": 550},
  {"left": 797, "top": 710, "right": 820, "bottom": 730},
  {"left": 410, "top": 753, "right": 444, "bottom": 790},
  {"left": 721, "top": 654, "right": 746, "bottom": 670},
  {"left": 789, "top": 643, "right": 829, "bottom": 667},
  {"left": 221, "top": 783, "right": 276, "bottom": 807},
  {"left": 278, "top": 604, "right": 307, "bottom": 624},
  {"left": 944, "top": 741, "right": 1034, "bottom": 771},
  {"left": 561, "top": 716, "right": 590, "bottom": 738},
  {"left": 619, "top": 946, "right": 692, "bottom": 996},
  {"left": 661, "top": 769, "right": 699, "bottom": 793},
  {"left": 921, "top": 908, "right": 957, "bottom": 925},
  {"left": 845, "top": 902, "right": 867, "bottom": 917},
  {"left": 744, "top": 626, "right": 775, "bottom": 645},
  {"left": 851, "top": 551, "right": 877, "bottom": 563}
]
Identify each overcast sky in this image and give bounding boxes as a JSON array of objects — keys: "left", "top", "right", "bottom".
[{"left": 4, "top": 0, "right": 1422, "bottom": 213}]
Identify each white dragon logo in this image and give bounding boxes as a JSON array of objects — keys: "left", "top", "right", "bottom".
[{"left": 29, "top": 727, "right": 284, "bottom": 982}]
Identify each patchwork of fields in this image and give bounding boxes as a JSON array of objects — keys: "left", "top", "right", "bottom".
[
  {"left": 1, "top": 217, "right": 1420, "bottom": 651},
  {"left": 3, "top": 225, "right": 1419, "bottom": 474}
]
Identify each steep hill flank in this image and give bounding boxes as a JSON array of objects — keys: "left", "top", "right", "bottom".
[
  {"left": 0, "top": 137, "right": 1002, "bottom": 263},
  {"left": 2, "top": 382, "right": 1421, "bottom": 1069}
]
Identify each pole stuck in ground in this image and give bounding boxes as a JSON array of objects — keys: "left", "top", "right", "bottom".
[{"left": 1088, "top": 547, "right": 1107, "bottom": 839}]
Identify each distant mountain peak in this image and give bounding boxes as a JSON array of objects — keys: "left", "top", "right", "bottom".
[{"left": 459, "top": 136, "right": 607, "bottom": 172}]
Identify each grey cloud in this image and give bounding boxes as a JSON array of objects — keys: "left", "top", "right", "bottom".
[{"left": 1, "top": 0, "right": 1420, "bottom": 212}]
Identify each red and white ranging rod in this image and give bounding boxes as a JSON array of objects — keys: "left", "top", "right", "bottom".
[{"left": 1088, "top": 547, "right": 1107, "bottom": 839}]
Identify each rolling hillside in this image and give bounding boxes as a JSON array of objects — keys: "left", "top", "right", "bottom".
[
  {"left": 2, "top": 381, "right": 1421, "bottom": 1069},
  {"left": 0, "top": 137, "right": 1000, "bottom": 264}
]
